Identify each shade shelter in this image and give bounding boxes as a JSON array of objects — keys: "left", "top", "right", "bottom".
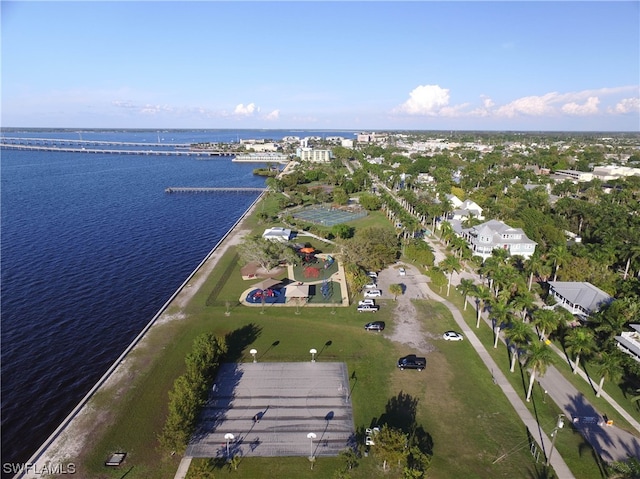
[
  {"left": 284, "top": 283, "right": 310, "bottom": 300},
  {"left": 252, "top": 277, "right": 282, "bottom": 291}
]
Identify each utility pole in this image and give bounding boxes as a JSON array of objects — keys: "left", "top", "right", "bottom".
[{"left": 546, "top": 414, "right": 565, "bottom": 466}]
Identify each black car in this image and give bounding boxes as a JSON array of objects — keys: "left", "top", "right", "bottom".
[
  {"left": 364, "top": 321, "right": 385, "bottom": 331},
  {"left": 397, "top": 354, "right": 426, "bottom": 371}
]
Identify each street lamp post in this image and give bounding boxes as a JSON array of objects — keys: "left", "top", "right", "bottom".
[
  {"left": 307, "top": 431, "right": 317, "bottom": 467},
  {"left": 309, "top": 348, "right": 317, "bottom": 362},
  {"left": 546, "top": 414, "right": 565, "bottom": 467},
  {"left": 224, "top": 433, "right": 235, "bottom": 459},
  {"left": 250, "top": 348, "right": 257, "bottom": 363}
]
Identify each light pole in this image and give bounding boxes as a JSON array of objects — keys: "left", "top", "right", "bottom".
[
  {"left": 250, "top": 348, "right": 257, "bottom": 363},
  {"left": 307, "top": 432, "right": 317, "bottom": 466},
  {"left": 224, "top": 433, "right": 235, "bottom": 458},
  {"left": 546, "top": 414, "right": 565, "bottom": 466},
  {"left": 309, "top": 348, "right": 317, "bottom": 362}
]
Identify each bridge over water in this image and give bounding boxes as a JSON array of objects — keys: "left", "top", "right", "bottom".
[{"left": 0, "top": 141, "right": 234, "bottom": 157}]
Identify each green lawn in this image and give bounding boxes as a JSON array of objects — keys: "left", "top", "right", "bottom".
[{"left": 78, "top": 203, "right": 608, "bottom": 479}]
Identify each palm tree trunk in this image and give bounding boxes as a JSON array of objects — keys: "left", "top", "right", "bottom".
[
  {"left": 476, "top": 303, "right": 482, "bottom": 328},
  {"left": 596, "top": 377, "right": 605, "bottom": 398},
  {"left": 463, "top": 296, "right": 468, "bottom": 311},
  {"left": 493, "top": 325, "right": 501, "bottom": 348},
  {"left": 447, "top": 274, "right": 452, "bottom": 296},
  {"left": 624, "top": 257, "right": 630, "bottom": 280},
  {"left": 526, "top": 370, "right": 536, "bottom": 401},
  {"left": 510, "top": 349, "right": 518, "bottom": 372},
  {"left": 573, "top": 354, "right": 580, "bottom": 374},
  {"left": 528, "top": 272, "right": 534, "bottom": 291}
]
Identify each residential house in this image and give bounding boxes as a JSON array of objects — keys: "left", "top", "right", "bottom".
[
  {"left": 615, "top": 324, "right": 640, "bottom": 363},
  {"left": 460, "top": 219, "right": 537, "bottom": 260},
  {"left": 547, "top": 281, "right": 613, "bottom": 319}
]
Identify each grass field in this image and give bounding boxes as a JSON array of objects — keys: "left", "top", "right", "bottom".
[{"left": 77, "top": 197, "right": 622, "bottom": 479}]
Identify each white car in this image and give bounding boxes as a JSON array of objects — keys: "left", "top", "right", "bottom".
[
  {"left": 364, "top": 289, "right": 382, "bottom": 298},
  {"left": 399, "top": 267, "right": 406, "bottom": 276},
  {"left": 367, "top": 271, "right": 378, "bottom": 279},
  {"left": 364, "top": 283, "right": 378, "bottom": 289},
  {"left": 443, "top": 331, "right": 464, "bottom": 341},
  {"left": 359, "top": 299, "right": 376, "bottom": 306}
]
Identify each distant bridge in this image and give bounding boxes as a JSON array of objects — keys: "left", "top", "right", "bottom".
[{"left": 0, "top": 142, "right": 234, "bottom": 157}]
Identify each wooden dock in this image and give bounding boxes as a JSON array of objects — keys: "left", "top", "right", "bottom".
[{"left": 165, "top": 187, "right": 267, "bottom": 194}]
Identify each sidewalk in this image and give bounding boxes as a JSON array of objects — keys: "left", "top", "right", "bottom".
[
  {"left": 422, "top": 235, "right": 640, "bottom": 464},
  {"left": 413, "top": 272, "right": 576, "bottom": 478}
]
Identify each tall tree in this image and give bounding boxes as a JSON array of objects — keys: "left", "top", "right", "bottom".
[
  {"left": 503, "top": 319, "right": 534, "bottom": 372},
  {"left": 595, "top": 351, "right": 624, "bottom": 398},
  {"left": 457, "top": 279, "right": 476, "bottom": 311},
  {"left": 473, "top": 284, "right": 493, "bottom": 328},
  {"left": 531, "top": 308, "right": 561, "bottom": 340},
  {"left": 524, "top": 341, "right": 554, "bottom": 402},
  {"left": 441, "top": 254, "right": 461, "bottom": 297},
  {"left": 489, "top": 297, "right": 513, "bottom": 349},
  {"left": 547, "top": 245, "right": 571, "bottom": 282},
  {"left": 564, "top": 327, "right": 596, "bottom": 374}
]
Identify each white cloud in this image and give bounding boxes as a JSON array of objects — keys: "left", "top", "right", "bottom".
[
  {"left": 265, "top": 109, "right": 280, "bottom": 121},
  {"left": 561, "top": 97, "right": 600, "bottom": 115},
  {"left": 495, "top": 92, "right": 560, "bottom": 118},
  {"left": 609, "top": 97, "right": 640, "bottom": 114},
  {"left": 234, "top": 103, "right": 258, "bottom": 116},
  {"left": 395, "top": 84, "right": 450, "bottom": 115}
]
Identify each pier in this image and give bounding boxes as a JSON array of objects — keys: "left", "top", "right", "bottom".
[{"left": 165, "top": 187, "right": 267, "bottom": 194}]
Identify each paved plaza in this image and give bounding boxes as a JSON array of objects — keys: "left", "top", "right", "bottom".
[{"left": 185, "top": 362, "right": 355, "bottom": 459}]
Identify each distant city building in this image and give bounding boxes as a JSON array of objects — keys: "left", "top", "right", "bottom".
[
  {"left": 459, "top": 219, "right": 537, "bottom": 260},
  {"left": 357, "top": 132, "right": 387, "bottom": 143},
  {"left": 296, "top": 147, "right": 332, "bottom": 162},
  {"left": 233, "top": 153, "right": 288, "bottom": 162},
  {"left": 548, "top": 281, "right": 613, "bottom": 319},
  {"left": 341, "top": 139, "right": 354, "bottom": 148}
]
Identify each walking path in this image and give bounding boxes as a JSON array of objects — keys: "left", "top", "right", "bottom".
[{"left": 404, "top": 266, "right": 576, "bottom": 478}]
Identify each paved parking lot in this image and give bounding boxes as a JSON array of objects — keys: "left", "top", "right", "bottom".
[{"left": 186, "top": 362, "right": 355, "bottom": 458}]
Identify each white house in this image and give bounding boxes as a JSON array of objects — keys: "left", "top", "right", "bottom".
[
  {"left": 262, "top": 227, "right": 293, "bottom": 242},
  {"left": 616, "top": 324, "right": 640, "bottom": 363},
  {"left": 460, "top": 219, "right": 537, "bottom": 260},
  {"left": 548, "top": 281, "right": 613, "bottom": 319},
  {"left": 449, "top": 199, "right": 484, "bottom": 221}
]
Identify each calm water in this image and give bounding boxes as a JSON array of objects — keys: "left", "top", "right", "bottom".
[{"left": 0, "top": 129, "right": 357, "bottom": 468}]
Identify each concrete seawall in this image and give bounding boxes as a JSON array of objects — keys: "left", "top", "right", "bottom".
[{"left": 15, "top": 192, "right": 265, "bottom": 479}]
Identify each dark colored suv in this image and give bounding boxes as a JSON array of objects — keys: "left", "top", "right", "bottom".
[
  {"left": 364, "top": 321, "right": 385, "bottom": 331},
  {"left": 397, "top": 354, "right": 426, "bottom": 371}
]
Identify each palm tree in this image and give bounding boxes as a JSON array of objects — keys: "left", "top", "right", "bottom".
[
  {"left": 457, "top": 278, "right": 475, "bottom": 311},
  {"left": 489, "top": 297, "right": 513, "bottom": 349},
  {"left": 441, "top": 254, "right": 461, "bottom": 297},
  {"left": 531, "top": 308, "right": 561, "bottom": 341},
  {"left": 547, "top": 245, "right": 571, "bottom": 282},
  {"left": 473, "top": 284, "right": 493, "bottom": 328},
  {"left": 510, "top": 290, "right": 536, "bottom": 322},
  {"left": 564, "top": 327, "right": 596, "bottom": 374},
  {"left": 524, "top": 341, "right": 554, "bottom": 401},
  {"left": 504, "top": 319, "right": 534, "bottom": 372},
  {"left": 595, "top": 351, "right": 624, "bottom": 398},
  {"left": 524, "top": 253, "right": 544, "bottom": 291}
]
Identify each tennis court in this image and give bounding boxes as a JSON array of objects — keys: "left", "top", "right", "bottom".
[{"left": 292, "top": 205, "right": 367, "bottom": 226}]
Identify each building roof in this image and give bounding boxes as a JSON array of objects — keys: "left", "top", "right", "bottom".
[
  {"left": 615, "top": 324, "right": 640, "bottom": 362},
  {"left": 548, "top": 281, "right": 612, "bottom": 314}
]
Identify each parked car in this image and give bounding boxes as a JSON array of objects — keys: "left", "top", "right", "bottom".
[
  {"left": 364, "top": 321, "right": 385, "bottom": 331},
  {"left": 399, "top": 267, "right": 406, "bottom": 276},
  {"left": 367, "top": 271, "right": 378, "bottom": 279},
  {"left": 358, "top": 304, "right": 380, "bottom": 313},
  {"left": 397, "top": 354, "right": 426, "bottom": 371},
  {"left": 364, "top": 283, "right": 378, "bottom": 289},
  {"left": 443, "top": 331, "right": 464, "bottom": 341},
  {"left": 359, "top": 299, "right": 376, "bottom": 306},
  {"left": 364, "top": 289, "right": 382, "bottom": 298}
]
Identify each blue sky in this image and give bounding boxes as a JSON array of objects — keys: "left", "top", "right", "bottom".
[{"left": 2, "top": 1, "right": 639, "bottom": 131}]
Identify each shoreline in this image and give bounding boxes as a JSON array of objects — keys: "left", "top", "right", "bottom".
[{"left": 15, "top": 192, "right": 265, "bottom": 479}]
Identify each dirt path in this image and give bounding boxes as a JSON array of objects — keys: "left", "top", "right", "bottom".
[{"left": 376, "top": 263, "right": 437, "bottom": 354}]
